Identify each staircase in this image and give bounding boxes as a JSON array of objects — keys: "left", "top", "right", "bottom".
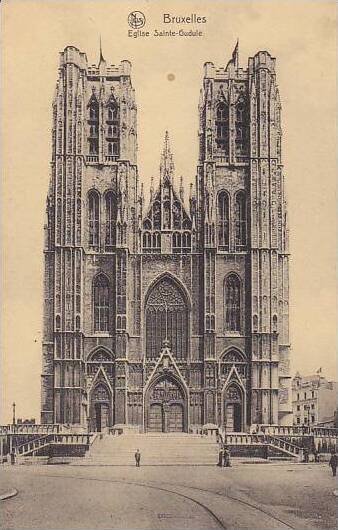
[
  {"left": 225, "top": 433, "right": 302, "bottom": 461},
  {"left": 74, "top": 433, "right": 219, "bottom": 466}
]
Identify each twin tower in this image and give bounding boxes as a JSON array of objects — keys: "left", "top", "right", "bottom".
[{"left": 41, "top": 44, "right": 292, "bottom": 433}]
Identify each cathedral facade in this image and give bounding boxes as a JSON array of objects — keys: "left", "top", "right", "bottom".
[{"left": 41, "top": 44, "right": 292, "bottom": 433}]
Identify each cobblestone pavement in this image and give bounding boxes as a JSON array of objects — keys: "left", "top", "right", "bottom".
[{"left": 1, "top": 463, "right": 336, "bottom": 529}]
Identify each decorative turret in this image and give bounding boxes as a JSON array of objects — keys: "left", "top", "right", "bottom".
[{"left": 160, "top": 131, "right": 175, "bottom": 183}]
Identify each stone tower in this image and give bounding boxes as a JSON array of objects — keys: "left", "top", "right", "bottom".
[
  {"left": 41, "top": 46, "right": 139, "bottom": 426},
  {"left": 196, "top": 44, "right": 291, "bottom": 426}
]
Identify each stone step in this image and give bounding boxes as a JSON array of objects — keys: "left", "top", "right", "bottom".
[{"left": 86, "top": 433, "right": 219, "bottom": 465}]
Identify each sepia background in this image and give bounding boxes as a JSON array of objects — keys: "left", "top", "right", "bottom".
[{"left": 1, "top": 0, "right": 336, "bottom": 423}]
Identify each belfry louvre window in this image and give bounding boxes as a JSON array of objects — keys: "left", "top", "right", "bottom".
[
  {"left": 218, "top": 192, "right": 230, "bottom": 250},
  {"left": 93, "top": 274, "right": 110, "bottom": 332},
  {"left": 224, "top": 274, "right": 241, "bottom": 332},
  {"left": 235, "top": 99, "right": 248, "bottom": 154},
  {"left": 106, "top": 103, "right": 119, "bottom": 157},
  {"left": 88, "top": 101, "right": 99, "bottom": 155},
  {"left": 215, "top": 102, "right": 229, "bottom": 153},
  {"left": 235, "top": 191, "right": 247, "bottom": 250},
  {"left": 146, "top": 278, "right": 188, "bottom": 360},
  {"left": 88, "top": 191, "right": 100, "bottom": 250}
]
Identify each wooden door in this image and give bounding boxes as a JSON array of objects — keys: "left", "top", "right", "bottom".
[
  {"left": 148, "top": 404, "right": 163, "bottom": 432},
  {"left": 101, "top": 404, "right": 109, "bottom": 430},
  {"left": 233, "top": 403, "right": 242, "bottom": 432},
  {"left": 168, "top": 404, "right": 183, "bottom": 432},
  {"left": 225, "top": 403, "right": 234, "bottom": 432}
]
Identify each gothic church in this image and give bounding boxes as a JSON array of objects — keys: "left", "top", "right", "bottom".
[{"left": 41, "top": 44, "right": 292, "bottom": 432}]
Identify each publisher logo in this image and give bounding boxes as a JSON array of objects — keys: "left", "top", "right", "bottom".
[{"left": 128, "top": 11, "right": 146, "bottom": 29}]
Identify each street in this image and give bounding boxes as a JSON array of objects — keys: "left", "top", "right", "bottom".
[{"left": 1, "top": 462, "right": 336, "bottom": 530}]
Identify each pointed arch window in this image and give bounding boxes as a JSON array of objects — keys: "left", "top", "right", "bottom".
[
  {"left": 152, "top": 201, "right": 161, "bottom": 230},
  {"left": 235, "top": 191, "right": 247, "bottom": 250},
  {"left": 107, "top": 105, "right": 118, "bottom": 121},
  {"left": 93, "top": 274, "right": 110, "bottom": 333},
  {"left": 88, "top": 191, "right": 100, "bottom": 250},
  {"left": 146, "top": 278, "right": 188, "bottom": 360},
  {"left": 173, "top": 201, "right": 182, "bottom": 229},
  {"left": 88, "top": 100, "right": 99, "bottom": 155},
  {"left": 216, "top": 102, "right": 229, "bottom": 153},
  {"left": 218, "top": 191, "right": 230, "bottom": 250},
  {"left": 105, "top": 192, "right": 117, "bottom": 248},
  {"left": 224, "top": 274, "right": 241, "bottom": 332},
  {"left": 93, "top": 383, "right": 110, "bottom": 401},
  {"left": 220, "top": 349, "right": 247, "bottom": 378},
  {"left": 106, "top": 103, "right": 119, "bottom": 158},
  {"left": 235, "top": 99, "right": 248, "bottom": 155}
]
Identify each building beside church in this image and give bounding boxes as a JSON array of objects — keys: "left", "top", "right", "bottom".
[
  {"left": 41, "top": 44, "right": 292, "bottom": 433},
  {"left": 292, "top": 372, "right": 337, "bottom": 427}
]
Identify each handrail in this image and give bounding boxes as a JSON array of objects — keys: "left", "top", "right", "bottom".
[
  {"left": 266, "top": 435, "right": 301, "bottom": 455},
  {"left": 14, "top": 433, "right": 94, "bottom": 456},
  {"left": 16, "top": 435, "right": 53, "bottom": 456},
  {"left": 0, "top": 424, "right": 62, "bottom": 435},
  {"left": 257, "top": 425, "right": 338, "bottom": 437}
]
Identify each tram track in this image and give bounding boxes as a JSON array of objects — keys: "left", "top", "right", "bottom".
[{"left": 23, "top": 470, "right": 295, "bottom": 529}]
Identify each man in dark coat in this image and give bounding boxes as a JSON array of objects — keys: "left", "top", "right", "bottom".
[
  {"left": 135, "top": 449, "right": 141, "bottom": 467},
  {"left": 223, "top": 446, "right": 231, "bottom": 467},
  {"left": 329, "top": 451, "right": 337, "bottom": 477},
  {"left": 217, "top": 446, "right": 223, "bottom": 466}
]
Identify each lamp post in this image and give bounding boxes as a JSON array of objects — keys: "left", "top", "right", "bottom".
[
  {"left": 304, "top": 404, "right": 310, "bottom": 432},
  {"left": 12, "top": 402, "right": 16, "bottom": 425}
]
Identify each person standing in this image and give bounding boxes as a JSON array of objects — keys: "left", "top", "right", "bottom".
[
  {"left": 313, "top": 447, "right": 319, "bottom": 463},
  {"left": 329, "top": 451, "right": 337, "bottom": 477},
  {"left": 223, "top": 446, "right": 231, "bottom": 467},
  {"left": 217, "top": 445, "right": 223, "bottom": 467},
  {"left": 135, "top": 449, "right": 141, "bottom": 467}
]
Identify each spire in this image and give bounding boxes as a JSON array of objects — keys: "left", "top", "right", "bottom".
[
  {"left": 160, "top": 130, "right": 175, "bottom": 183},
  {"left": 226, "top": 40, "right": 239, "bottom": 71},
  {"left": 232, "top": 39, "right": 239, "bottom": 69},
  {"left": 179, "top": 175, "right": 184, "bottom": 203},
  {"left": 99, "top": 35, "right": 105, "bottom": 64}
]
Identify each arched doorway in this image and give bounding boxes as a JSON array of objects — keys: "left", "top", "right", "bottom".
[
  {"left": 146, "top": 376, "right": 187, "bottom": 432},
  {"left": 90, "top": 383, "right": 112, "bottom": 432},
  {"left": 224, "top": 383, "right": 244, "bottom": 433}
]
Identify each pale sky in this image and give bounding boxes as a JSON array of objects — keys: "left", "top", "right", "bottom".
[{"left": 1, "top": 0, "right": 336, "bottom": 423}]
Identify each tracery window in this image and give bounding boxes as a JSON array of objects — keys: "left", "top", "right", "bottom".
[
  {"left": 93, "top": 274, "right": 110, "bottom": 332},
  {"left": 235, "top": 98, "right": 248, "bottom": 155},
  {"left": 235, "top": 191, "right": 246, "bottom": 250},
  {"left": 173, "top": 201, "right": 181, "bottom": 229},
  {"left": 225, "top": 384, "right": 242, "bottom": 402},
  {"left": 89, "top": 349, "right": 113, "bottom": 362},
  {"left": 218, "top": 191, "right": 230, "bottom": 250},
  {"left": 215, "top": 102, "right": 229, "bottom": 153},
  {"left": 107, "top": 105, "right": 118, "bottom": 121},
  {"left": 105, "top": 192, "right": 117, "bottom": 248},
  {"left": 221, "top": 349, "right": 247, "bottom": 378},
  {"left": 106, "top": 103, "right": 119, "bottom": 157},
  {"left": 146, "top": 278, "right": 188, "bottom": 360},
  {"left": 152, "top": 202, "right": 161, "bottom": 229},
  {"left": 93, "top": 384, "right": 110, "bottom": 401},
  {"left": 88, "top": 100, "right": 99, "bottom": 155},
  {"left": 224, "top": 274, "right": 241, "bottom": 332},
  {"left": 88, "top": 190, "right": 100, "bottom": 250}
]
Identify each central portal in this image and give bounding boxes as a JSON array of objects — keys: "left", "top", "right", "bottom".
[{"left": 146, "top": 376, "right": 186, "bottom": 432}]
